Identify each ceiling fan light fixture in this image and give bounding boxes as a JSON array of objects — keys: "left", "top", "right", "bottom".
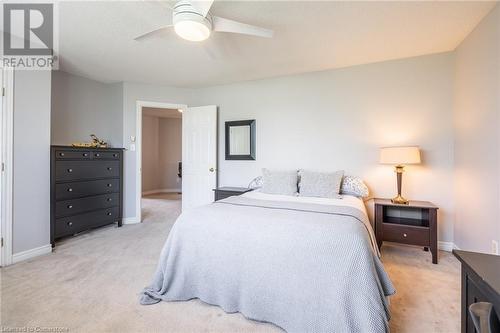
[
  {"left": 174, "top": 20, "right": 210, "bottom": 41},
  {"left": 173, "top": 11, "right": 212, "bottom": 42}
]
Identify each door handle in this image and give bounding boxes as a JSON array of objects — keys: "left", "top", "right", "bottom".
[{"left": 209, "top": 167, "right": 215, "bottom": 172}]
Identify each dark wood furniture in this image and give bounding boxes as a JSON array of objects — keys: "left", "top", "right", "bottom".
[
  {"left": 374, "top": 198, "right": 439, "bottom": 264},
  {"left": 50, "top": 146, "right": 124, "bottom": 247},
  {"left": 453, "top": 250, "right": 500, "bottom": 333},
  {"left": 213, "top": 187, "right": 252, "bottom": 201}
]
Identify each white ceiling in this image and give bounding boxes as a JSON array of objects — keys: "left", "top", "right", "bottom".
[
  {"left": 58, "top": 1, "right": 497, "bottom": 88},
  {"left": 143, "top": 107, "right": 183, "bottom": 118}
]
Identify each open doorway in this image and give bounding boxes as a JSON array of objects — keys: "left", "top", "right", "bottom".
[
  {"left": 141, "top": 107, "right": 182, "bottom": 222},
  {"left": 135, "top": 102, "right": 217, "bottom": 223}
]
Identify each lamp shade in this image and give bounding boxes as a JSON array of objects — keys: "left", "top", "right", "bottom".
[{"left": 380, "top": 146, "right": 421, "bottom": 165}]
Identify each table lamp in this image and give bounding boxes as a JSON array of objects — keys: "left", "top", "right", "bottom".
[{"left": 380, "top": 146, "right": 421, "bottom": 205}]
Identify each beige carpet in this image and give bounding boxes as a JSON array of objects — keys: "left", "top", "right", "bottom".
[{"left": 1, "top": 193, "right": 460, "bottom": 332}]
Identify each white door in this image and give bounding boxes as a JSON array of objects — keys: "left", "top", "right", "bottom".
[
  {"left": 0, "top": 68, "right": 3, "bottom": 263},
  {"left": 182, "top": 105, "right": 217, "bottom": 211},
  {"left": 0, "top": 67, "right": 13, "bottom": 266}
]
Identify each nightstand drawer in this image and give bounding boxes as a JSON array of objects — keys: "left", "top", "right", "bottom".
[{"left": 383, "top": 223, "right": 429, "bottom": 246}]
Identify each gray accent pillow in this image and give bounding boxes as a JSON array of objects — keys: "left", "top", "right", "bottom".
[
  {"left": 261, "top": 169, "right": 298, "bottom": 195},
  {"left": 340, "top": 175, "right": 369, "bottom": 198},
  {"left": 298, "top": 170, "right": 344, "bottom": 198}
]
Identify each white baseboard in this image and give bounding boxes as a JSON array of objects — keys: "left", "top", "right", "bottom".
[
  {"left": 438, "top": 241, "right": 457, "bottom": 252},
  {"left": 142, "top": 188, "right": 181, "bottom": 196},
  {"left": 12, "top": 244, "right": 52, "bottom": 264},
  {"left": 123, "top": 216, "right": 141, "bottom": 224}
]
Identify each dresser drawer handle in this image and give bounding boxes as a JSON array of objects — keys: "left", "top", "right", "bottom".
[
  {"left": 95, "top": 153, "right": 100, "bottom": 157},
  {"left": 83, "top": 153, "right": 88, "bottom": 157},
  {"left": 59, "top": 152, "right": 65, "bottom": 157},
  {"left": 67, "top": 222, "right": 73, "bottom": 226},
  {"left": 107, "top": 167, "right": 112, "bottom": 171},
  {"left": 403, "top": 233, "right": 407, "bottom": 238},
  {"left": 107, "top": 183, "right": 112, "bottom": 187},
  {"left": 107, "top": 198, "right": 112, "bottom": 202},
  {"left": 67, "top": 188, "right": 73, "bottom": 192},
  {"left": 67, "top": 168, "right": 73, "bottom": 173},
  {"left": 67, "top": 205, "right": 73, "bottom": 209},
  {"left": 113, "top": 153, "right": 118, "bottom": 157},
  {"left": 107, "top": 212, "right": 112, "bottom": 216}
]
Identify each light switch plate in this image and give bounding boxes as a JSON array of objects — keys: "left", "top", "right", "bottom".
[
  {"left": 130, "top": 144, "right": 136, "bottom": 151},
  {"left": 492, "top": 240, "right": 499, "bottom": 255}
]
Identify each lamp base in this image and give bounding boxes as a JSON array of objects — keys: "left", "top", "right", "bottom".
[{"left": 391, "top": 194, "right": 409, "bottom": 205}]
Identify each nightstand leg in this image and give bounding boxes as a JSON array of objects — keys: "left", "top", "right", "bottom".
[
  {"left": 429, "top": 209, "right": 438, "bottom": 264},
  {"left": 431, "top": 248, "right": 438, "bottom": 264},
  {"left": 423, "top": 247, "right": 429, "bottom": 252}
]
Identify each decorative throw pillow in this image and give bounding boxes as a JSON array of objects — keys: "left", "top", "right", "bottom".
[
  {"left": 261, "top": 169, "right": 298, "bottom": 195},
  {"left": 340, "top": 175, "right": 369, "bottom": 198},
  {"left": 298, "top": 170, "right": 344, "bottom": 198},
  {"left": 248, "top": 176, "right": 263, "bottom": 189}
]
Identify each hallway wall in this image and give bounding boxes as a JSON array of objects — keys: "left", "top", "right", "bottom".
[
  {"left": 158, "top": 118, "right": 182, "bottom": 191},
  {"left": 141, "top": 115, "right": 182, "bottom": 194},
  {"left": 142, "top": 115, "right": 160, "bottom": 192}
]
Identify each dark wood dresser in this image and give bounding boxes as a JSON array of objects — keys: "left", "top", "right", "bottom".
[
  {"left": 374, "top": 198, "right": 439, "bottom": 263},
  {"left": 50, "top": 146, "right": 124, "bottom": 246},
  {"left": 213, "top": 187, "right": 252, "bottom": 201},
  {"left": 453, "top": 250, "right": 500, "bottom": 333}
]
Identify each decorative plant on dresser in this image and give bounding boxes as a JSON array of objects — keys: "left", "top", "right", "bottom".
[{"left": 50, "top": 146, "right": 125, "bottom": 247}]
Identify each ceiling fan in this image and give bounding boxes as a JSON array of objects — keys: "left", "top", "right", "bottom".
[{"left": 134, "top": 0, "right": 274, "bottom": 42}]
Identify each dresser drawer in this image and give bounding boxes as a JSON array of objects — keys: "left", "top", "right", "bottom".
[
  {"left": 382, "top": 223, "right": 429, "bottom": 246},
  {"left": 55, "top": 179, "right": 119, "bottom": 200},
  {"left": 55, "top": 160, "right": 120, "bottom": 181},
  {"left": 55, "top": 193, "right": 119, "bottom": 218},
  {"left": 93, "top": 151, "right": 120, "bottom": 160},
  {"left": 54, "top": 206, "right": 120, "bottom": 238},
  {"left": 55, "top": 150, "right": 91, "bottom": 160}
]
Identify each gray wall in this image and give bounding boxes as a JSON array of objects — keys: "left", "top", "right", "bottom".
[
  {"left": 454, "top": 5, "right": 500, "bottom": 253},
  {"left": 190, "top": 53, "right": 456, "bottom": 243},
  {"left": 51, "top": 70, "right": 123, "bottom": 147},
  {"left": 13, "top": 70, "right": 52, "bottom": 254}
]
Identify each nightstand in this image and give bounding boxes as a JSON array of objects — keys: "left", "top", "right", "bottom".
[
  {"left": 213, "top": 187, "right": 252, "bottom": 201},
  {"left": 374, "top": 198, "right": 439, "bottom": 264}
]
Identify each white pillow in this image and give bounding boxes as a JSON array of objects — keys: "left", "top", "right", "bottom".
[
  {"left": 340, "top": 175, "right": 369, "bottom": 198},
  {"left": 298, "top": 170, "right": 344, "bottom": 198},
  {"left": 261, "top": 169, "right": 298, "bottom": 196}
]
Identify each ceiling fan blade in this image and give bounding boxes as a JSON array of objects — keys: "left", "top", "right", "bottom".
[
  {"left": 202, "top": 43, "right": 217, "bottom": 60},
  {"left": 190, "top": 0, "right": 214, "bottom": 17},
  {"left": 212, "top": 16, "right": 274, "bottom": 38},
  {"left": 134, "top": 25, "right": 173, "bottom": 41},
  {"left": 156, "top": 1, "right": 174, "bottom": 11}
]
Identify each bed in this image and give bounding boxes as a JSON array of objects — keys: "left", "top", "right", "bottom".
[{"left": 140, "top": 191, "right": 395, "bottom": 333}]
